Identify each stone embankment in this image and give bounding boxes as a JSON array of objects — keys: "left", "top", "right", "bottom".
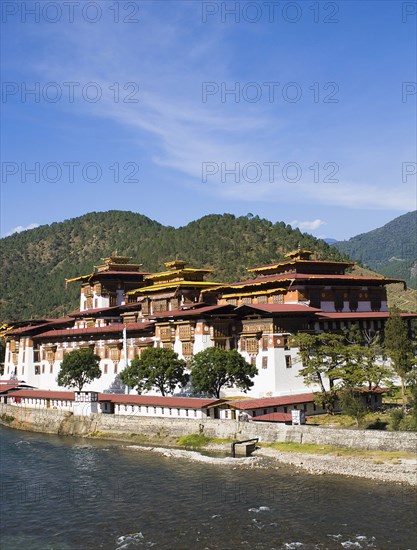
[
  {"left": 1, "top": 403, "right": 416, "bottom": 486},
  {"left": 123, "top": 443, "right": 417, "bottom": 486},
  {"left": 254, "top": 446, "right": 417, "bottom": 486}
]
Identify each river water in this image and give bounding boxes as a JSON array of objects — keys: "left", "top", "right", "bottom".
[{"left": 1, "top": 426, "right": 416, "bottom": 550}]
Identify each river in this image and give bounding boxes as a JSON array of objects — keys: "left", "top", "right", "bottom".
[{"left": 1, "top": 426, "right": 416, "bottom": 549}]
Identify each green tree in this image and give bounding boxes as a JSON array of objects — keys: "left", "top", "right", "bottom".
[
  {"left": 339, "top": 388, "right": 368, "bottom": 427},
  {"left": 57, "top": 348, "right": 101, "bottom": 391},
  {"left": 384, "top": 308, "right": 416, "bottom": 410},
  {"left": 120, "top": 347, "right": 188, "bottom": 396},
  {"left": 190, "top": 347, "right": 257, "bottom": 398},
  {"left": 342, "top": 325, "right": 392, "bottom": 391},
  {"left": 292, "top": 333, "right": 346, "bottom": 413}
]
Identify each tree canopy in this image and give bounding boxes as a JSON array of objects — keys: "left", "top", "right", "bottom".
[
  {"left": 292, "top": 330, "right": 393, "bottom": 414},
  {"left": 190, "top": 347, "right": 257, "bottom": 398},
  {"left": 291, "top": 333, "right": 346, "bottom": 413},
  {"left": 57, "top": 348, "right": 101, "bottom": 391},
  {"left": 384, "top": 308, "right": 416, "bottom": 409},
  {"left": 119, "top": 347, "right": 188, "bottom": 396}
]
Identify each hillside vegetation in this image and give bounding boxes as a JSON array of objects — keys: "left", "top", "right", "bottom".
[
  {"left": 334, "top": 211, "right": 417, "bottom": 289},
  {"left": 1, "top": 211, "right": 345, "bottom": 321}
]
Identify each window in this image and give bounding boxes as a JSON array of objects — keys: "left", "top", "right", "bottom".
[
  {"left": 246, "top": 338, "right": 258, "bottom": 353},
  {"left": 263, "top": 409, "right": 267, "bottom": 415},
  {"left": 272, "top": 293, "right": 284, "bottom": 304},
  {"left": 178, "top": 324, "right": 192, "bottom": 341},
  {"left": 283, "top": 337, "right": 290, "bottom": 351},
  {"left": 252, "top": 410, "right": 256, "bottom": 417},
  {"left": 262, "top": 336, "right": 269, "bottom": 351},
  {"left": 182, "top": 341, "right": 193, "bottom": 357},
  {"left": 273, "top": 407, "right": 277, "bottom": 413},
  {"left": 262, "top": 356, "right": 268, "bottom": 369},
  {"left": 242, "top": 296, "right": 252, "bottom": 305},
  {"left": 194, "top": 410, "right": 197, "bottom": 417},
  {"left": 153, "top": 299, "right": 168, "bottom": 313},
  {"left": 154, "top": 407, "right": 157, "bottom": 414},
  {"left": 303, "top": 404, "right": 307, "bottom": 411},
  {"left": 185, "top": 409, "right": 189, "bottom": 417},
  {"left": 160, "top": 326, "right": 172, "bottom": 341},
  {"left": 108, "top": 347, "right": 120, "bottom": 361},
  {"left": 284, "top": 407, "right": 287, "bottom": 413},
  {"left": 169, "top": 408, "right": 172, "bottom": 415},
  {"left": 50, "top": 364, "right": 53, "bottom": 374},
  {"left": 285, "top": 355, "right": 292, "bottom": 368},
  {"left": 104, "top": 364, "right": 108, "bottom": 374}
]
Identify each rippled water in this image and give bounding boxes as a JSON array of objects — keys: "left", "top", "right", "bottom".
[{"left": 1, "top": 426, "right": 416, "bottom": 549}]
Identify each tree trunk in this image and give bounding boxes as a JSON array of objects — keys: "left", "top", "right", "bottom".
[{"left": 401, "top": 378, "right": 407, "bottom": 413}]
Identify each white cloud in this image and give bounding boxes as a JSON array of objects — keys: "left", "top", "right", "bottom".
[
  {"left": 6, "top": 223, "right": 39, "bottom": 237},
  {"left": 289, "top": 219, "right": 327, "bottom": 231},
  {"left": 30, "top": 4, "right": 416, "bottom": 214}
]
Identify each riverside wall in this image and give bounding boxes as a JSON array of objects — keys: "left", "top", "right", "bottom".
[{"left": 1, "top": 404, "right": 416, "bottom": 453}]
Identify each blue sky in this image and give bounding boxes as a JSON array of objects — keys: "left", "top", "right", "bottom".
[{"left": 1, "top": 0, "right": 416, "bottom": 240}]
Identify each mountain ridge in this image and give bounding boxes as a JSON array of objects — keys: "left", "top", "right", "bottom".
[
  {"left": 333, "top": 211, "right": 417, "bottom": 290},
  {"left": 1, "top": 210, "right": 415, "bottom": 321}
]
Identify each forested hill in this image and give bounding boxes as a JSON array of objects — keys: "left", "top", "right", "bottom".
[
  {"left": 1, "top": 211, "right": 345, "bottom": 322},
  {"left": 334, "top": 211, "right": 417, "bottom": 290}
]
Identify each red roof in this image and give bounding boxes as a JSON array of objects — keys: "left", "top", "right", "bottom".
[
  {"left": 102, "top": 394, "right": 217, "bottom": 409},
  {"left": 68, "top": 305, "right": 123, "bottom": 317},
  {"left": 227, "top": 393, "right": 316, "bottom": 410},
  {"left": 68, "top": 302, "right": 142, "bottom": 318},
  {"left": 8, "top": 390, "right": 75, "bottom": 400},
  {"left": 34, "top": 322, "right": 154, "bottom": 339},
  {"left": 237, "top": 304, "right": 321, "bottom": 315},
  {"left": 0, "top": 384, "right": 25, "bottom": 394},
  {"left": 5, "top": 389, "right": 217, "bottom": 408},
  {"left": 8, "top": 318, "right": 73, "bottom": 336},
  {"left": 251, "top": 412, "right": 293, "bottom": 423},
  {"left": 149, "top": 304, "right": 235, "bottom": 319},
  {"left": 319, "top": 312, "right": 417, "bottom": 319}
]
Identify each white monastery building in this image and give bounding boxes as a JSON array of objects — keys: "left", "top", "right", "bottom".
[{"left": 3, "top": 250, "right": 414, "bottom": 398}]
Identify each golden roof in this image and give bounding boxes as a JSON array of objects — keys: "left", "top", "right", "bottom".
[{"left": 127, "top": 280, "right": 222, "bottom": 296}]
